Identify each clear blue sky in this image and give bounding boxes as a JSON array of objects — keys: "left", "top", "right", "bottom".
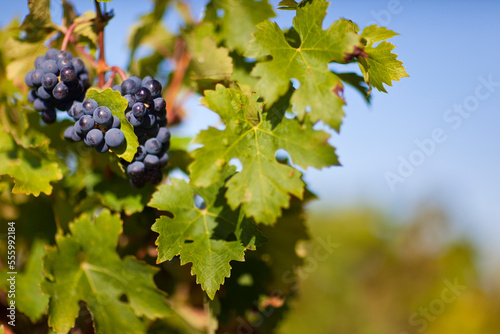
[{"left": 2, "top": 1, "right": 500, "bottom": 265}]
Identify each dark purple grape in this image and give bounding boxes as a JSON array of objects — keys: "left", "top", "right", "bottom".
[
  {"left": 126, "top": 112, "right": 143, "bottom": 127},
  {"left": 112, "top": 116, "right": 121, "bottom": 129},
  {"left": 42, "top": 73, "right": 58, "bottom": 90},
  {"left": 134, "top": 145, "right": 146, "bottom": 161},
  {"left": 37, "top": 86, "right": 52, "bottom": 99},
  {"left": 54, "top": 50, "right": 72, "bottom": 62},
  {"left": 159, "top": 152, "right": 169, "bottom": 167},
  {"left": 135, "top": 87, "right": 151, "bottom": 103},
  {"left": 43, "top": 60, "right": 59, "bottom": 75},
  {"left": 84, "top": 129, "right": 104, "bottom": 146},
  {"left": 129, "top": 76, "right": 142, "bottom": 88},
  {"left": 124, "top": 94, "right": 136, "bottom": 109},
  {"left": 31, "top": 69, "right": 44, "bottom": 86},
  {"left": 78, "top": 115, "right": 95, "bottom": 133},
  {"left": 144, "top": 154, "right": 160, "bottom": 169},
  {"left": 141, "top": 76, "right": 153, "bottom": 87},
  {"left": 45, "top": 48, "right": 58, "bottom": 60},
  {"left": 71, "top": 127, "right": 84, "bottom": 141},
  {"left": 27, "top": 90, "right": 37, "bottom": 103},
  {"left": 132, "top": 102, "right": 146, "bottom": 118},
  {"left": 80, "top": 73, "right": 91, "bottom": 89},
  {"left": 71, "top": 58, "right": 85, "bottom": 73},
  {"left": 144, "top": 79, "right": 162, "bottom": 98},
  {"left": 127, "top": 161, "right": 145, "bottom": 178},
  {"left": 57, "top": 58, "right": 73, "bottom": 71},
  {"left": 41, "top": 109, "right": 57, "bottom": 123},
  {"left": 112, "top": 84, "right": 121, "bottom": 91},
  {"left": 153, "top": 97, "right": 166, "bottom": 114},
  {"left": 25, "top": 70, "right": 34, "bottom": 87},
  {"left": 69, "top": 102, "right": 85, "bottom": 120},
  {"left": 93, "top": 106, "right": 113, "bottom": 126},
  {"left": 156, "top": 127, "right": 170, "bottom": 145},
  {"left": 121, "top": 78, "right": 138, "bottom": 95},
  {"left": 34, "top": 56, "right": 46, "bottom": 69},
  {"left": 52, "top": 82, "right": 69, "bottom": 100},
  {"left": 60, "top": 66, "right": 77, "bottom": 83},
  {"left": 33, "top": 98, "right": 49, "bottom": 111},
  {"left": 63, "top": 126, "right": 74, "bottom": 141},
  {"left": 105, "top": 128, "right": 125, "bottom": 147},
  {"left": 145, "top": 138, "right": 162, "bottom": 155},
  {"left": 82, "top": 99, "right": 98, "bottom": 115}
]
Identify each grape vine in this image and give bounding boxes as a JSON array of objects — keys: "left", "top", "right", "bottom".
[{"left": 0, "top": 0, "right": 407, "bottom": 333}]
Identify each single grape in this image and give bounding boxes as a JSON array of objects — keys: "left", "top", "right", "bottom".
[
  {"left": 84, "top": 129, "right": 104, "bottom": 146},
  {"left": 145, "top": 79, "right": 162, "bottom": 98},
  {"left": 54, "top": 50, "right": 72, "bottom": 62},
  {"left": 134, "top": 145, "right": 146, "bottom": 161},
  {"left": 124, "top": 94, "right": 136, "bottom": 109},
  {"left": 135, "top": 87, "right": 151, "bottom": 103},
  {"left": 71, "top": 58, "right": 85, "bottom": 73},
  {"left": 57, "top": 57, "right": 73, "bottom": 71},
  {"left": 129, "top": 76, "right": 142, "bottom": 88},
  {"left": 156, "top": 127, "right": 171, "bottom": 144},
  {"left": 37, "top": 86, "right": 52, "bottom": 100},
  {"left": 42, "top": 60, "right": 59, "bottom": 75},
  {"left": 41, "top": 109, "right": 57, "bottom": 123},
  {"left": 71, "top": 127, "right": 84, "bottom": 141},
  {"left": 93, "top": 106, "right": 113, "bottom": 126},
  {"left": 132, "top": 102, "right": 146, "bottom": 118},
  {"left": 78, "top": 115, "right": 95, "bottom": 133},
  {"left": 63, "top": 126, "right": 75, "bottom": 141},
  {"left": 34, "top": 55, "right": 46, "bottom": 69},
  {"left": 60, "top": 66, "right": 77, "bottom": 83},
  {"left": 42, "top": 73, "right": 58, "bottom": 90},
  {"left": 31, "top": 69, "right": 44, "bottom": 86},
  {"left": 105, "top": 128, "right": 125, "bottom": 147},
  {"left": 82, "top": 99, "right": 98, "bottom": 115},
  {"left": 80, "top": 73, "right": 91, "bottom": 89},
  {"left": 95, "top": 141, "right": 109, "bottom": 153},
  {"left": 52, "top": 82, "right": 69, "bottom": 100},
  {"left": 141, "top": 76, "right": 153, "bottom": 87},
  {"left": 159, "top": 152, "right": 169, "bottom": 167},
  {"left": 153, "top": 97, "right": 166, "bottom": 114},
  {"left": 126, "top": 112, "right": 143, "bottom": 127},
  {"left": 121, "top": 78, "right": 138, "bottom": 95},
  {"left": 45, "top": 48, "right": 58, "bottom": 60},
  {"left": 127, "top": 161, "right": 145, "bottom": 178},
  {"left": 69, "top": 102, "right": 85, "bottom": 120},
  {"left": 27, "top": 90, "right": 37, "bottom": 103},
  {"left": 112, "top": 116, "right": 121, "bottom": 129},
  {"left": 33, "top": 98, "right": 49, "bottom": 111},
  {"left": 144, "top": 154, "right": 160, "bottom": 169},
  {"left": 145, "top": 138, "right": 162, "bottom": 155},
  {"left": 25, "top": 70, "right": 34, "bottom": 87},
  {"left": 112, "top": 84, "right": 121, "bottom": 91}
]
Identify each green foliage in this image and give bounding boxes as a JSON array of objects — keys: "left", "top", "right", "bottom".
[
  {"left": 190, "top": 85, "right": 337, "bottom": 223},
  {"left": 0, "top": 0, "right": 411, "bottom": 332},
  {"left": 42, "top": 210, "right": 172, "bottom": 334}
]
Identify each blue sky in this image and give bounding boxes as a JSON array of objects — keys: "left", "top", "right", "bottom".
[{"left": 2, "top": 0, "right": 500, "bottom": 264}]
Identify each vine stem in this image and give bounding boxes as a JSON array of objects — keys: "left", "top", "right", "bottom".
[
  {"left": 103, "top": 66, "right": 128, "bottom": 89},
  {"left": 95, "top": 1, "right": 107, "bottom": 88},
  {"left": 61, "top": 19, "right": 93, "bottom": 51},
  {"left": 165, "top": 38, "right": 191, "bottom": 125}
]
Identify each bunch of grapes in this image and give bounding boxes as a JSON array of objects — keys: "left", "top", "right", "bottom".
[
  {"left": 113, "top": 76, "right": 170, "bottom": 188},
  {"left": 25, "top": 48, "right": 90, "bottom": 123},
  {"left": 63, "top": 98, "right": 125, "bottom": 153}
]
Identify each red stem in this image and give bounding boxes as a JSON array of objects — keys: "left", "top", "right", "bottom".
[{"left": 61, "top": 19, "right": 93, "bottom": 51}]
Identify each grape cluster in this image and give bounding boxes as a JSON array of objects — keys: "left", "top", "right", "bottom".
[
  {"left": 113, "top": 76, "right": 170, "bottom": 188},
  {"left": 63, "top": 98, "right": 125, "bottom": 153},
  {"left": 25, "top": 48, "right": 90, "bottom": 123}
]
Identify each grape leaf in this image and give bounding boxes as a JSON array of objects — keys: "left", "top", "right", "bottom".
[
  {"left": 357, "top": 25, "right": 409, "bottom": 93},
  {"left": 15, "top": 239, "right": 50, "bottom": 322},
  {"left": 41, "top": 210, "right": 172, "bottom": 334},
  {"left": 278, "top": 0, "right": 299, "bottom": 10},
  {"left": 86, "top": 89, "right": 139, "bottom": 162},
  {"left": 22, "top": 0, "right": 56, "bottom": 41},
  {"left": 189, "top": 85, "right": 338, "bottom": 224},
  {"left": 0, "top": 132, "right": 63, "bottom": 196},
  {"left": 205, "top": 0, "right": 275, "bottom": 52},
  {"left": 245, "top": 0, "right": 363, "bottom": 130},
  {"left": 74, "top": 12, "right": 98, "bottom": 51},
  {"left": 149, "top": 173, "right": 263, "bottom": 299},
  {"left": 184, "top": 24, "right": 233, "bottom": 88}
]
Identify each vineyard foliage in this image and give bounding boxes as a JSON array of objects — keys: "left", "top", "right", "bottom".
[{"left": 0, "top": 0, "right": 407, "bottom": 333}]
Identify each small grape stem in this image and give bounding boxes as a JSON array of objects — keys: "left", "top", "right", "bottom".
[
  {"left": 61, "top": 19, "right": 93, "bottom": 51},
  {"left": 103, "top": 66, "right": 128, "bottom": 89}
]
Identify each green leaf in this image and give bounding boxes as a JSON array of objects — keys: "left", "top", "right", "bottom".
[
  {"left": 16, "top": 239, "right": 50, "bottom": 322},
  {"left": 21, "top": 0, "right": 56, "bottom": 41},
  {"left": 278, "top": 0, "right": 299, "bottom": 10},
  {"left": 337, "top": 72, "right": 371, "bottom": 103},
  {"left": 358, "top": 25, "right": 409, "bottom": 93},
  {"left": 74, "top": 12, "right": 98, "bottom": 51},
  {"left": 0, "top": 325, "right": 4, "bottom": 334},
  {"left": 0, "top": 132, "right": 63, "bottom": 196},
  {"left": 189, "top": 85, "right": 338, "bottom": 224},
  {"left": 184, "top": 24, "right": 233, "bottom": 88},
  {"left": 41, "top": 210, "right": 172, "bottom": 334},
  {"left": 86, "top": 89, "right": 139, "bottom": 162},
  {"left": 205, "top": 0, "right": 275, "bottom": 52},
  {"left": 246, "top": 0, "right": 363, "bottom": 130},
  {"left": 149, "top": 174, "right": 262, "bottom": 299}
]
